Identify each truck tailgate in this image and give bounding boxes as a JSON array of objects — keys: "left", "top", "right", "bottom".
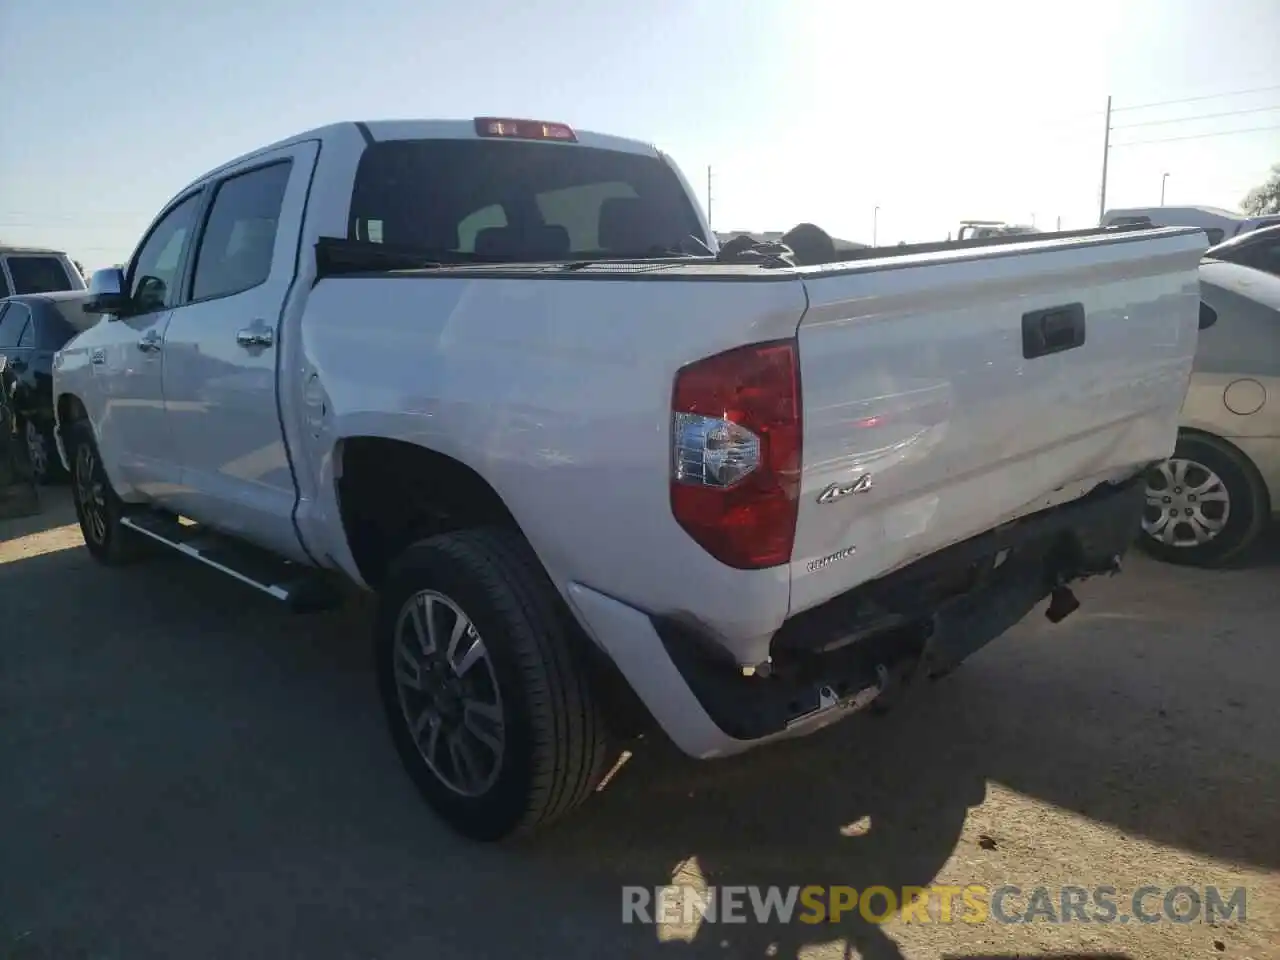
[{"left": 788, "top": 227, "right": 1206, "bottom": 616}]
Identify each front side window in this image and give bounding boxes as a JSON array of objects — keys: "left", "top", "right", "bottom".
[
  {"left": 349, "top": 139, "right": 702, "bottom": 262},
  {"left": 191, "top": 161, "right": 292, "bottom": 301},
  {"left": 6, "top": 256, "right": 73, "bottom": 295},
  {"left": 129, "top": 194, "right": 201, "bottom": 314}
]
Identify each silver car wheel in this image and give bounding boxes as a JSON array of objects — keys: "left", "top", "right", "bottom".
[
  {"left": 392, "top": 590, "right": 505, "bottom": 798},
  {"left": 1142, "top": 457, "right": 1231, "bottom": 548}
]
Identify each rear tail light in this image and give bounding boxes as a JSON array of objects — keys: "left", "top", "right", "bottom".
[{"left": 670, "top": 340, "right": 802, "bottom": 569}]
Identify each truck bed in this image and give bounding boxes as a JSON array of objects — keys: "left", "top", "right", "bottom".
[{"left": 301, "top": 225, "right": 1205, "bottom": 662}]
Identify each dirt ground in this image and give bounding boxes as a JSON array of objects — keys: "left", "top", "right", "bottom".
[{"left": 2, "top": 489, "right": 1277, "bottom": 960}]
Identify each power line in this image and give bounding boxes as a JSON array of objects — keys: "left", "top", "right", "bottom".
[
  {"left": 1112, "top": 104, "right": 1280, "bottom": 130},
  {"left": 1111, "top": 124, "right": 1280, "bottom": 148},
  {"left": 1112, "top": 83, "right": 1280, "bottom": 113}
]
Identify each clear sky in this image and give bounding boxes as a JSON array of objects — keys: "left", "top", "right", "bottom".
[{"left": 1, "top": 0, "right": 1277, "bottom": 268}]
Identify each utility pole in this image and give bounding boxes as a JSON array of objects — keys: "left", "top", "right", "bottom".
[
  {"left": 1161, "top": 172, "right": 1170, "bottom": 205},
  {"left": 1056, "top": 215, "right": 1062, "bottom": 231},
  {"left": 1098, "top": 95, "right": 1112, "bottom": 224},
  {"left": 706, "top": 166, "right": 713, "bottom": 229},
  {"left": 873, "top": 205, "right": 880, "bottom": 246}
]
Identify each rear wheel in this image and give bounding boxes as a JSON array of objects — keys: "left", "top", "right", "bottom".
[
  {"left": 1139, "top": 433, "right": 1269, "bottom": 567},
  {"left": 67, "top": 420, "right": 149, "bottom": 565},
  {"left": 376, "top": 527, "right": 610, "bottom": 841},
  {"left": 23, "top": 418, "right": 65, "bottom": 484}
]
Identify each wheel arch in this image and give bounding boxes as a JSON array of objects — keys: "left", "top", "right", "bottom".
[
  {"left": 333, "top": 435, "right": 526, "bottom": 589},
  {"left": 333, "top": 434, "right": 654, "bottom": 740}
]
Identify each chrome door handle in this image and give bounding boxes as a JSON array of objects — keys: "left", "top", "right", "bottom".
[
  {"left": 137, "top": 333, "right": 162, "bottom": 353},
  {"left": 236, "top": 327, "right": 274, "bottom": 348}
]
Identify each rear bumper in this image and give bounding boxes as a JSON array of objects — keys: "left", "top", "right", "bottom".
[{"left": 567, "top": 474, "right": 1147, "bottom": 759}]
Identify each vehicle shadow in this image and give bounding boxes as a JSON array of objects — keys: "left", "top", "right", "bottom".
[
  {"left": 0, "top": 483, "right": 76, "bottom": 543},
  {"left": 532, "top": 548, "right": 1277, "bottom": 957},
  {"left": 543, "top": 694, "right": 985, "bottom": 959},
  {"left": 1234, "top": 523, "right": 1280, "bottom": 568},
  {"left": 1, "top": 543, "right": 1274, "bottom": 960}
]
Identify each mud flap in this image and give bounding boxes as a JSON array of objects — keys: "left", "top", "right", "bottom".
[{"left": 0, "top": 356, "right": 40, "bottom": 522}]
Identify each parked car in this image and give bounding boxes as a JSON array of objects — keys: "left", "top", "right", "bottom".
[
  {"left": 1102, "top": 206, "right": 1280, "bottom": 245},
  {"left": 1203, "top": 223, "right": 1280, "bottom": 279},
  {"left": 52, "top": 116, "right": 1206, "bottom": 841},
  {"left": 0, "top": 246, "right": 88, "bottom": 298},
  {"left": 0, "top": 354, "right": 41, "bottom": 521},
  {"left": 0, "top": 292, "right": 97, "bottom": 482},
  {"left": 1140, "top": 259, "right": 1280, "bottom": 565}
]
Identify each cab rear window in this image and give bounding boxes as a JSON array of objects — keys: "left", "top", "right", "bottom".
[
  {"left": 348, "top": 138, "right": 702, "bottom": 261},
  {"left": 6, "top": 256, "right": 73, "bottom": 294}
]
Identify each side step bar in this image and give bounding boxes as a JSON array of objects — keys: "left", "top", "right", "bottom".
[{"left": 120, "top": 512, "right": 342, "bottom": 613}]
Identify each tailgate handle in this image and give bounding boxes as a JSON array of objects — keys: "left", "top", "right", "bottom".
[{"left": 1022, "top": 303, "right": 1085, "bottom": 359}]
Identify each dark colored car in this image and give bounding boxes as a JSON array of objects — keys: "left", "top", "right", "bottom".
[
  {"left": 1204, "top": 223, "right": 1280, "bottom": 278},
  {"left": 0, "top": 292, "right": 97, "bottom": 483}
]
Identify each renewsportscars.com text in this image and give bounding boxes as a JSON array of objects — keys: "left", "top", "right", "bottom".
[{"left": 622, "top": 884, "right": 1248, "bottom": 926}]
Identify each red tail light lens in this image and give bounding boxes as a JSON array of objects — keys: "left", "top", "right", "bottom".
[{"left": 670, "top": 340, "right": 802, "bottom": 569}]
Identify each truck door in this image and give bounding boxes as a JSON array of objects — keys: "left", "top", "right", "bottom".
[
  {"left": 159, "top": 141, "right": 318, "bottom": 561},
  {"left": 91, "top": 192, "right": 203, "bottom": 501}
]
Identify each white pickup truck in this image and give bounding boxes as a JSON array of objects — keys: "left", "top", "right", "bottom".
[{"left": 53, "top": 117, "right": 1208, "bottom": 841}]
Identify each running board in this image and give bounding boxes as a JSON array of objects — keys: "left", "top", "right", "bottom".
[{"left": 120, "top": 512, "right": 342, "bottom": 613}]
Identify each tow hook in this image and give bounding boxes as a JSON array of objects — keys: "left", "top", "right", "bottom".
[{"left": 1044, "top": 584, "right": 1080, "bottom": 624}]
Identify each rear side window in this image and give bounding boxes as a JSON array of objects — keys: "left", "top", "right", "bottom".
[
  {"left": 349, "top": 139, "right": 702, "bottom": 261},
  {"left": 0, "top": 302, "right": 31, "bottom": 348},
  {"left": 38, "top": 303, "right": 77, "bottom": 349},
  {"left": 0, "top": 267, "right": 10, "bottom": 298},
  {"left": 191, "top": 161, "right": 292, "bottom": 301},
  {"left": 6, "top": 256, "right": 72, "bottom": 294}
]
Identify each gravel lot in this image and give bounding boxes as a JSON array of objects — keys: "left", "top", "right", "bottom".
[{"left": 2, "top": 489, "right": 1278, "bottom": 960}]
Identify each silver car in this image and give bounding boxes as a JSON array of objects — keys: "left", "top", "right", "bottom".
[{"left": 1140, "top": 258, "right": 1280, "bottom": 565}]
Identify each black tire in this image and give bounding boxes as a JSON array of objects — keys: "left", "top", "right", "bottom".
[
  {"left": 1138, "top": 432, "right": 1270, "bottom": 567},
  {"left": 66, "top": 419, "right": 149, "bottom": 565},
  {"left": 22, "top": 417, "right": 66, "bottom": 485},
  {"left": 376, "top": 527, "right": 610, "bottom": 841}
]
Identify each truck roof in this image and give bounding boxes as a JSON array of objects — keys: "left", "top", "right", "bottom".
[
  {"left": 0, "top": 244, "right": 69, "bottom": 256},
  {"left": 182, "top": 118, "right": 662, "bottom": 197}
]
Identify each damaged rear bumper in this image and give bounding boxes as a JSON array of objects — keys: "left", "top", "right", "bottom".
[{"left": 567, "top": 474, "right": 1147, "bottom": 759}]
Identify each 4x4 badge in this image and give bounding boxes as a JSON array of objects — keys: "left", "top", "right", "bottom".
[{"left": 817, "top": 473, "right": 873, "bottom": 504}]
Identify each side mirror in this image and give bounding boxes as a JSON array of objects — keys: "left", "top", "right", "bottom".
[
  {"left": 84, "top": 267, "right": 130, "bottom": 317},
  {"left": 1198, "top": 301, "right": 1218, "bottom": 330}
]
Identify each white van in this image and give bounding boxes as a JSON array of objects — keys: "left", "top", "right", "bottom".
[
  {"left": 1102, "top": 206, "right": 1280, "bottom": 245},
  {"left": 0, "top": 246, "right": 87, "bottom": 298}
]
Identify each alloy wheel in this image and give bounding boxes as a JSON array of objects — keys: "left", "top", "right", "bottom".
[
  {"left": 1142, "top": 457, "right": 1231, "bottom": 548},
  {"left": 24, "top": 421, "right": 47, "bottom": 480},
  {"left": 392, "top": 590, "right": 506, "bottom": 797},
  {"left": 74, "top": 442, "right": 108, "bottom": 545}
]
